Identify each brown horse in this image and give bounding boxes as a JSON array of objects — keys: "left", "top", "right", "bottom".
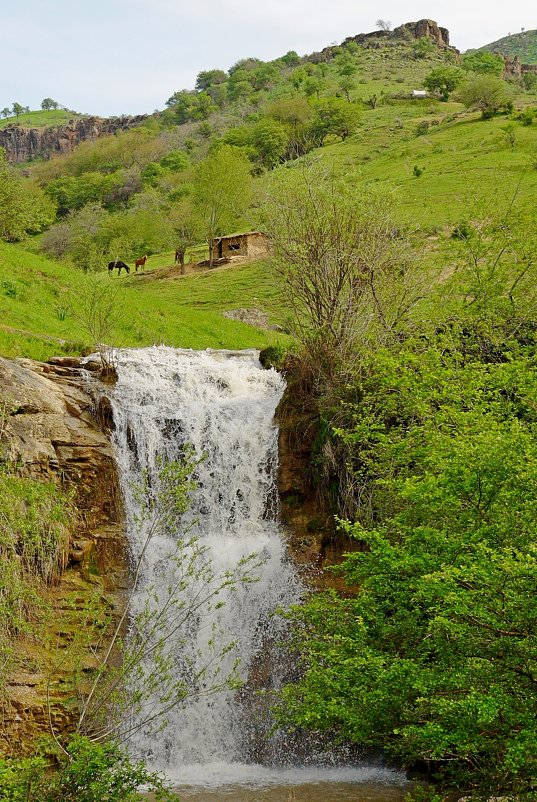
[{"left": 135, "top": 255, "right": 148, "bottom": 272}]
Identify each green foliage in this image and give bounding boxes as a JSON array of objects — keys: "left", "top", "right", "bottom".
[
  {"left": 311, "top": 97, "right": 361, "bottom": 144},
  {"left": 412, "top": 37, "right": 435, "bottom": 59},
  {"left": 0, "top": 736, "right": 177, "bottom": 802},
  {"left": 278, "top": 205, "right": 537, "bottom": 798},
  {"left": 461, "top": 51, "right": 504, "bottom": 76},
  {"left": 193, "top": 145, "right": 252, "bottom": 262},
  {"left": 423, "top": 66, "right": 464, "bottom": 101},
  {"left": 0, "top": 150, "right": 55, "bottom": 241},
  {"left": 458, "top": 75, "right": 512, "bottom": 118},
  {"left": 0, "top": 467, "right": 72, "bottom": 684}
]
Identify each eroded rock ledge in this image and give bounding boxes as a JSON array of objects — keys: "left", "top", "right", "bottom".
[{"left": 0, "top": 356, "right": 127, "bottom": 754}]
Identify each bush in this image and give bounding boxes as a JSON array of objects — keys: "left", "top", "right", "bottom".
[
  {"left": 0, "top": 736, "right": 177, "bottom": 802},
  {"left": 415, "top": 120, "right": 429, "bottom": 136}
]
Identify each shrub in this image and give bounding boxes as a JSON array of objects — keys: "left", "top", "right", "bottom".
[
  {"left": 415, "top": 120, "right": 429, "bottom": 136},
  {"left": 0, "top": 736, "right": 177, "bottom": 802}
]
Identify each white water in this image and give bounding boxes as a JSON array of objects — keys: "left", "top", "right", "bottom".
[{"left": 108, "top": 346, "right": 405, "bottom": 792}]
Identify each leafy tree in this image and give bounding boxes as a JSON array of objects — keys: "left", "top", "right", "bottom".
[
  {"left": 195, "top": 68, "right": 227, "bottom": 91},
  {"left": 459, "top": 74, "right": 512, "bottom": 118},
  {"left": 0, "top": 150, "right": 55, "bottom": 241},
  {"left": 41, "top": 97, "right": 59, "bottom": 110},
  {"left": 461, "top": 51, "right": 504, "bottom": 76},
  {"left": 423, "top": 66, "right": 464, "bottom": 101},
  {"left": 251, "top": 118, "right": 288, "bottom": 169},
  {"left": 169, "top": 197, "right": 200, "bottom": 272},
  {"left": 1, "top": 107, "right": 11, "bottom": 118},
  {"left": 193, "top": 145, "right": 252, "bottom": 266},
  {"left": 311, "top": 97, "right": 360, "bottom": 144},
  {"left": 11, "top": 102, "right": 24, "bottom": 117},
  {"left": 280, "top": 50, "right": 300, "bottom": 67},
  {"left": 266, "top": 96, "right": 316, "bottom": 158}
]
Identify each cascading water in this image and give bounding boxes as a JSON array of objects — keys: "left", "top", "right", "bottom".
[{"left": 107, "top": 346, "right": 407, "bottom": 794}]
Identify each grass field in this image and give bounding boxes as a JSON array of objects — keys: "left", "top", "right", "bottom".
[
  {"left": 0, "top": 109, "right": 81, "bottom": 130},
  {"left": 0, "top": 243, "right": 289, "bottom": 361}
]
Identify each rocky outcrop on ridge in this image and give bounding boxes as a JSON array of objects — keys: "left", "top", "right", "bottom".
[
  {"left": 0, "top": 114, "right": 147, "bottom": 163},
  {"left": 308, "top": 19, "right": 456, "bottom": 63}
]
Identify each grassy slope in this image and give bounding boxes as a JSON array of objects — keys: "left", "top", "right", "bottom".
[
  {"left": 478, "top": 29, "right": 537, "bottom": 64},
  {"left": 0, "top": 244, "right": 288, "bottom": 360},
  {"left": 4, "top": 101, "right": 537, "bottom": 361},
  {"left": 0, "top": 109, "right": 81, "bottom": 130}
]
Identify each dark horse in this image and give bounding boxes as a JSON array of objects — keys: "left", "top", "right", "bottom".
[
  {"left": 108, "top": 260, "right": 130, "bottom": 275},
  {"left": 135, "top": 254, "right": 148, "bottom": 272}
]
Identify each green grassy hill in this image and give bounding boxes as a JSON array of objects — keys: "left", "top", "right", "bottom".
[
  {"left": 0, "top": 243, "right": 288, "bottom": 361},
  {"left": 477, "top": 29, "right": 537, "bottom": 63},
  {"left": 0, "top": 109, "right": 81, "bottom": 129}
]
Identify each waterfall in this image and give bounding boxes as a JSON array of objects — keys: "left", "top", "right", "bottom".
[{"left": 108, "top": 347, "right": 303, "bottom": 779}]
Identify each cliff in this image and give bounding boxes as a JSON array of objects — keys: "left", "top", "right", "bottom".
[
  {"left": 0, "top": 356, "right": 126, "bottom": 754},
  {"left": 0, "top": 114, "right": 148, "bottom": 164}
]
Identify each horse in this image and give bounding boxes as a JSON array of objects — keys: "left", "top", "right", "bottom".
[
  {"left": 135, "top": 255, "right": 148, "bottom": 272},
  {"left": 108, "top": 260, "right": 130, "bottom": 276}
]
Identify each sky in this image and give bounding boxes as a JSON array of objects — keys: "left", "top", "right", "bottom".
[{"left": 0, "top": 0, "right": 534, "bottom": 118}]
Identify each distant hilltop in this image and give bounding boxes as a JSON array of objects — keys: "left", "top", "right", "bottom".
[
  {"left": 476, "top": 28, "right": 537, "bottom": 65},
  {"left": 307, "top": 19, "right": 456, "bottom": 63}
]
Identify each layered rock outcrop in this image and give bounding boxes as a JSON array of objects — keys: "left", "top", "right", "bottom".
[
  {"left": 0, "top": 356, "right": 127, "bottom": 754},
  {"left": 0, "top": 114, "right": 147, "bottom": 163}
]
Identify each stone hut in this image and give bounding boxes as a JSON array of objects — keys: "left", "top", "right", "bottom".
[{"left": 211, "top": 231, "right": 270, "bottom": 260}]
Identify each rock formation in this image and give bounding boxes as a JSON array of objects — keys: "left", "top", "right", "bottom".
[
  {"left": 0, "top": 356, "right": 127, "bottom": 754},
  {"left": 502, "top": 53, "right": 537, "bottom": 78},
  {"left": 0, "top": 114, "right": 148, "bottom": 163},
  {"left": 309, "top": 19, "right": 456, "bottom": 63}
]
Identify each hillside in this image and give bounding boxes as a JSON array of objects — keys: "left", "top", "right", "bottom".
[
  {"left": 1, "top": 18, "right": 537, "bottom": 359},
  {"left": 477, "top": 28, "right": 537, "bottom": 63}
]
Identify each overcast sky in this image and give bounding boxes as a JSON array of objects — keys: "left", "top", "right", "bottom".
[{"left": 0, "top": 0, "right": 534, "bottom": 117}]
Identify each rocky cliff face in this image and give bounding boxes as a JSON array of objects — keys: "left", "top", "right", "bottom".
[
  {"left": 0, "top": 114, "right": 148, "bottom": 164},
  {"left": 0, "top": 356, "right": 127, "bottom": 754}
]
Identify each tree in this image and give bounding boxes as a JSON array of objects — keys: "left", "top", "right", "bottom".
[
  {"left": 0, "top": 149, "right": 55, "bottom": 241},
  {"left": 423, "top": 66, "right": 465, "bottom": 101},
  {"left": 264, "top": 164, "right": 418, "bottom": 377},
  {"left": 461, "top": 51, "right": 504, "bottom": 76},
  {"left": 376, "top": 19, "right": 392, "bottom": 32},
  {"left": 169, "top": 197, "right": 200, "bottom": 273},
  {"left": 11, "top": 102, "right": 24, "bottom": 117},
  {"left": 1, "top": 107, "right": 11, "bottom": 118},
  {"left": 251, "top": 118, "right": 288, "bottom": 170},
  {"left": 311, "top": 98, "right": 360, "bottom": 144},
  {"left": 459, "top": 74, "right": 512, "bottom": 118},
  {"left": 279, "top": 337, "right": 537, "bottom": 799},
  {"left": 193, "top": 145, "right": 252, "bottom": 266},
  {"left": 41, "top": 97, "right": 59, "bottom": 110},
  {"left": 195, "top": 68, "right": 227, "bottom": 91}
]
